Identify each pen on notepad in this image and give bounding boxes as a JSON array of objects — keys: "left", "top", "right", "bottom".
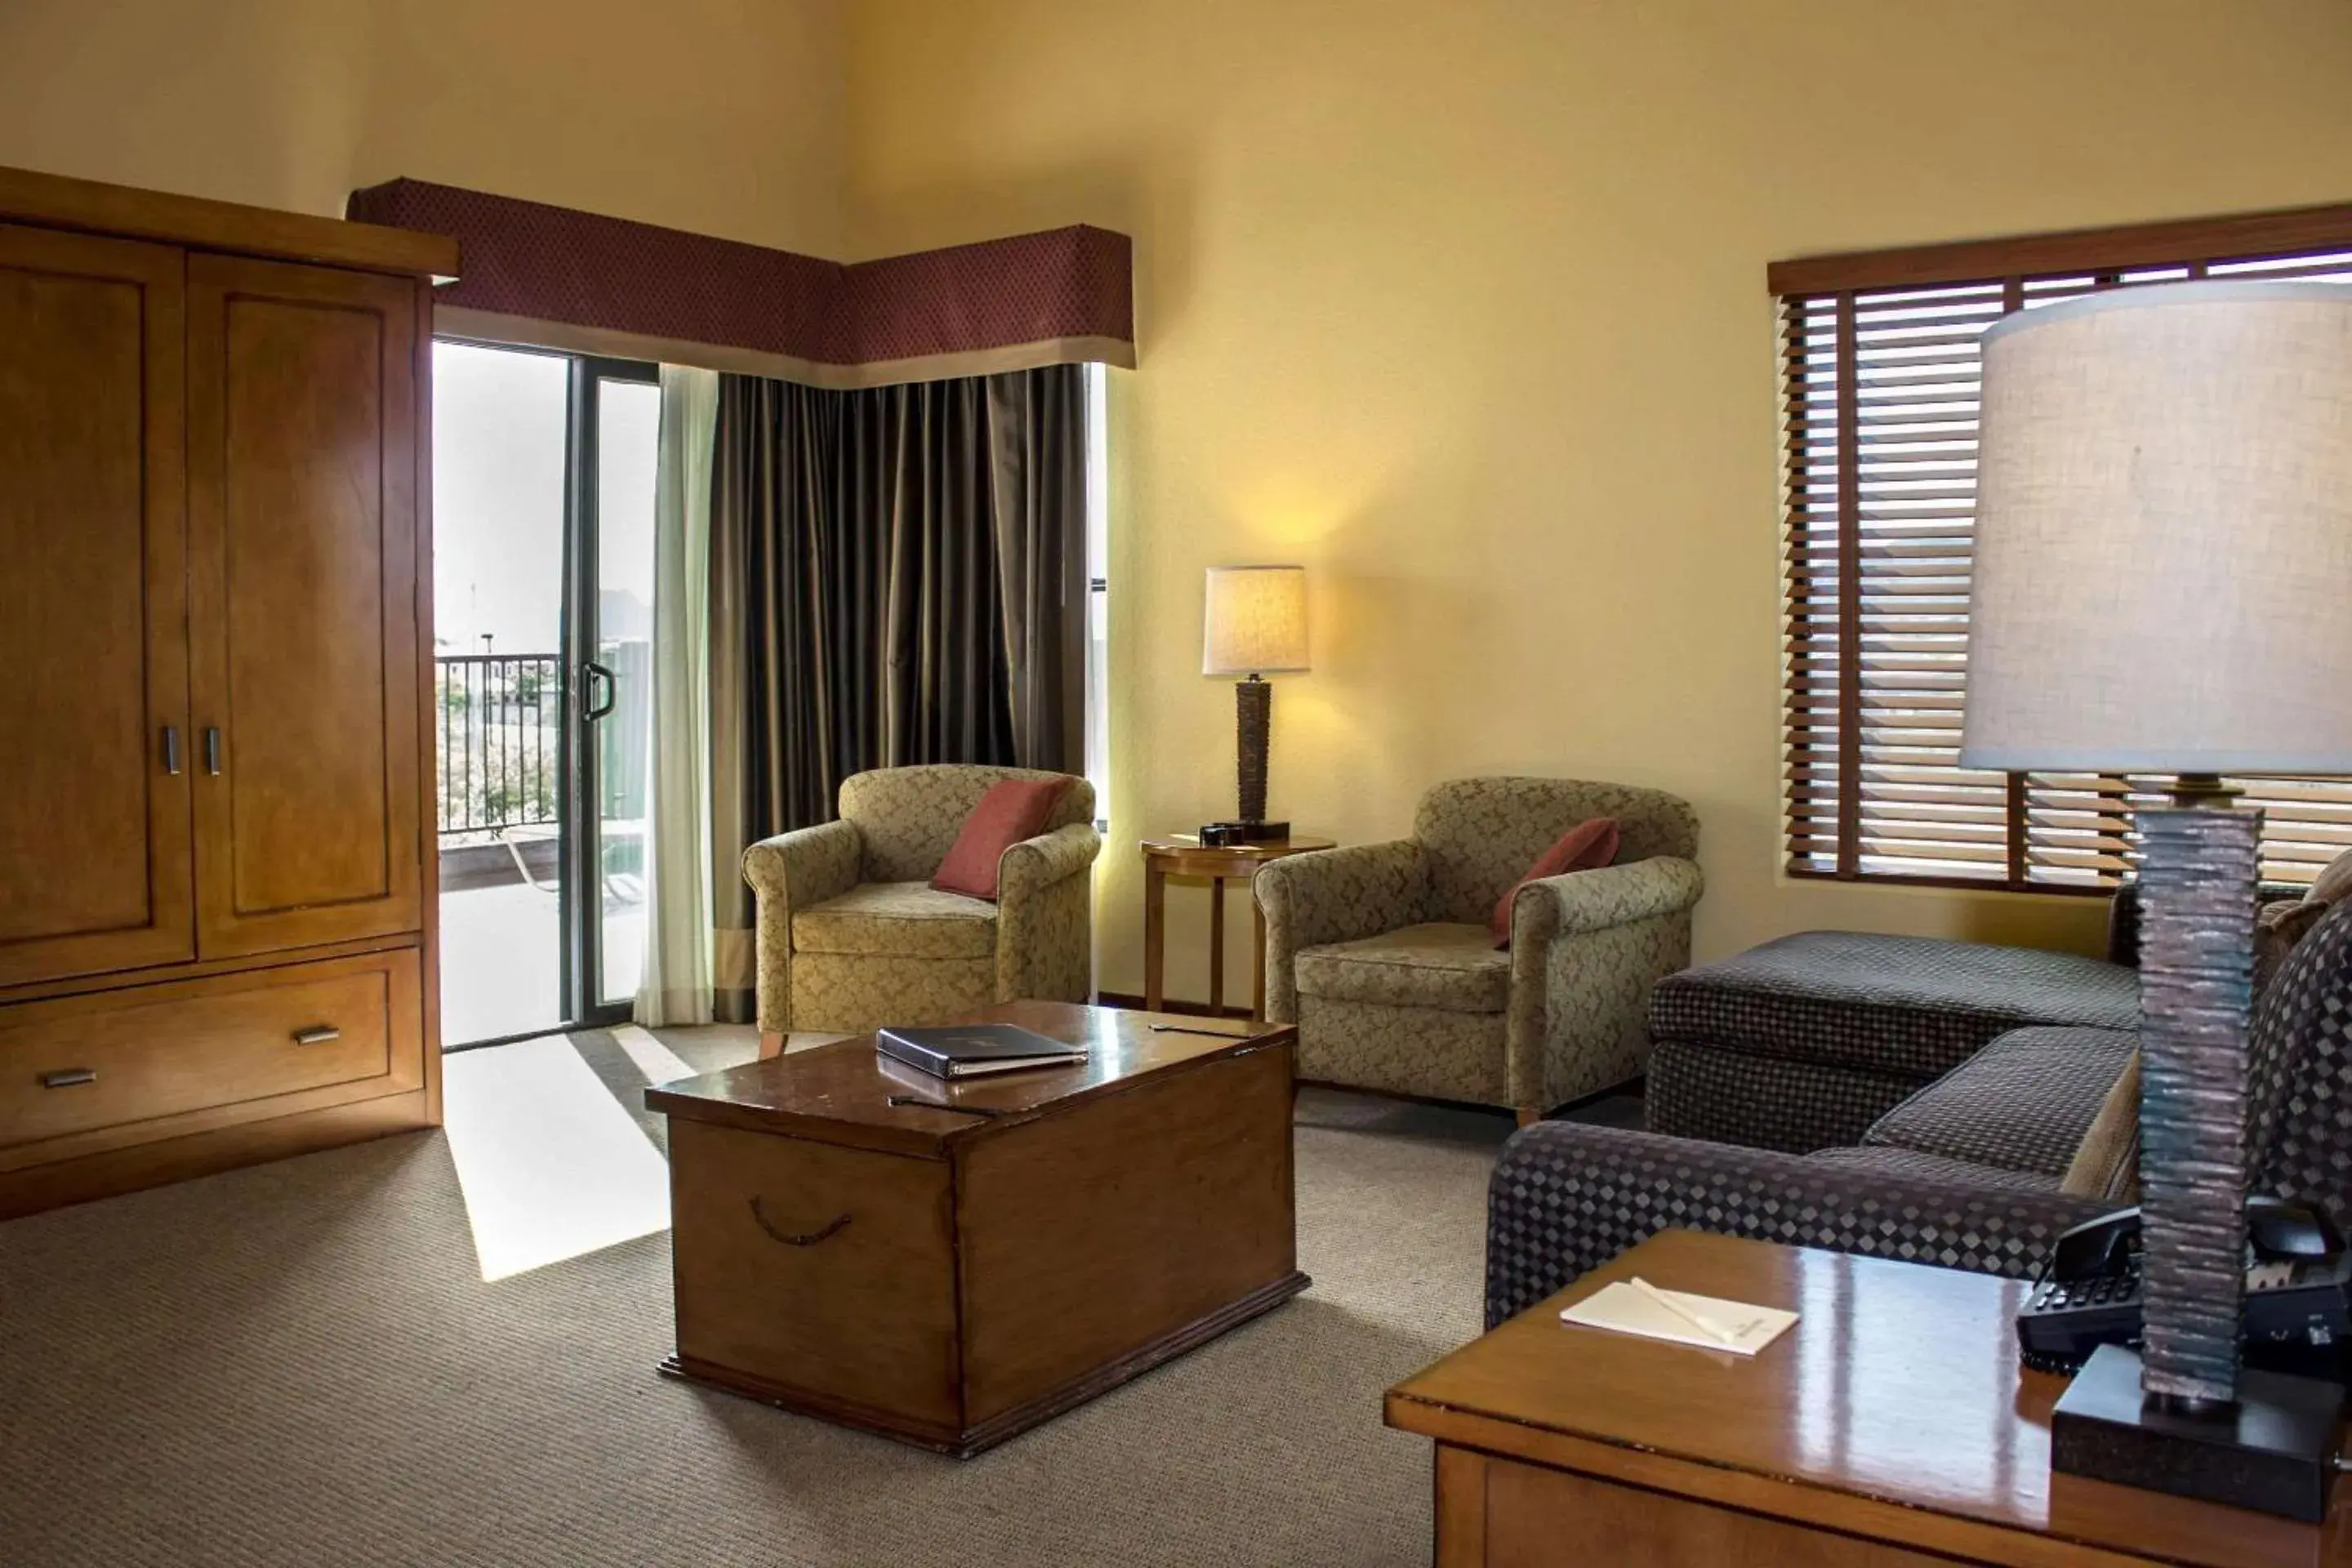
[{"left": 1628, "top": 1276, "right": 1740, "bottom": 1347}]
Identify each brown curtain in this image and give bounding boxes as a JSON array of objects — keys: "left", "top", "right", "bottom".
[{"left": 708, "top": 365, "right": 1088, "bottom": 1018}]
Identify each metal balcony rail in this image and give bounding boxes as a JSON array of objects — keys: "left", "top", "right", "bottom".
[{"left": 434, "top": 653, "right": 560, "bottom": 835}]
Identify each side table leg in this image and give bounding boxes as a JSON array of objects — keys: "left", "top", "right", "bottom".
[
  {"left": 1209, "top": 875, "right": 1227, "bottom": 1015},
  {"left": 1145, "top": 860, "right": 1167, "bottom": 1012}
]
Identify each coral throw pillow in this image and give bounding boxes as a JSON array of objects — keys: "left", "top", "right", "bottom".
[
  {"left": 931, "top": 777, "right": 1071, "bottom": 902},
  {"left": 1490, "top": 818, "right": 1621, "bottom": 947}
]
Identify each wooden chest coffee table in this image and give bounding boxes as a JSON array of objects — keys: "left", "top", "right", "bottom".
[{"left": 645, "top": 1001, "right": 1306, "bottom": 1457}]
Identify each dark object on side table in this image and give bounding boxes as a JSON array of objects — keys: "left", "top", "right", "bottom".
[
  {"left": 2053, "top": 1343, "right": 2341, "bottom": 1522},
  {"left": 1199, "top": 819, "right": 1289, "bottom": 847},
  {"left": 2019, "top": 1197, "right": 2352, "bottom": 1381}
]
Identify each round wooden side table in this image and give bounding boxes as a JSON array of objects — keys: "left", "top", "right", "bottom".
[{"left": 1138, "top": 835, "right": 1337, "bottom": 1020}]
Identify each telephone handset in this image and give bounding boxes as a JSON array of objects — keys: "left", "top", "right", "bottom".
[{"left": 2017, "top": 1196, "right": 2352, "bottom": 1376}]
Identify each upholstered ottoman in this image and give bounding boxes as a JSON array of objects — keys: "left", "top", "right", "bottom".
[{"left": 1645, "top": 932, "right": 2139, "bottom": 1154}]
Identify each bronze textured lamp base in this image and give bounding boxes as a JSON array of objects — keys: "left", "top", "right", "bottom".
[{"left": 2051, "top": 1343, "right": 2343, "bottom": 1521}]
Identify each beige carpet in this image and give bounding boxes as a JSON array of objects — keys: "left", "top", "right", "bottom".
[{"left": 0, "top": 1031, "right": 1512, "bottom": 1567}]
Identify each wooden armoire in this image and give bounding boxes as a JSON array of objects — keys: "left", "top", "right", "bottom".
[{"left": 0, "top": 166, "right": 457, "bottom": 1218}]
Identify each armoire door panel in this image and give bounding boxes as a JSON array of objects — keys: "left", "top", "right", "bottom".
[
  {"left": 0, "top": 223, "right": 193, "bottom": 987},
  {"left": 188, "top": 255, "right": 421, "bottom": 957}
]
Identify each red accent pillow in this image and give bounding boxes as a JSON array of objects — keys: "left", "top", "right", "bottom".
[
  {"left": 1490, "top": 818, "right": 1620, "bottom": 947},
  {"left": 930, "top": 777, "right": 1073, "bottom": 902}
]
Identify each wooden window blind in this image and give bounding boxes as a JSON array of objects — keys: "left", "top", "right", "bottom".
[{"left": 1775, "top": 203, "right": 2352, "bottom": 893}]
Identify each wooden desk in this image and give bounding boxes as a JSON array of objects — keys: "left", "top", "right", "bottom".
[
  {"left": 1387, "top": 1230, "right": 2350, "bottom": 1567},
  {"left": 1139, "top": 835, "right": 1334, "bottom": 1019}
]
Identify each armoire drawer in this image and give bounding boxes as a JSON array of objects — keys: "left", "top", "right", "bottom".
[{"left": 0, "top": 948, "right": 422, "bottom": 1165}]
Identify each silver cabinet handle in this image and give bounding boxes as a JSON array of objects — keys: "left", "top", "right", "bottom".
[
  {"left": 203, "top": 727, "right": 222, "bottom": 776},
  {"left": 292, "top": 1026, "right": 342, "bottom": 1047},
  {"left": 40, "top": 1068, "right": 97, "bottom": 1089},
  {"left": 163, "top": 726, "right": 182, "bottom": 776}
]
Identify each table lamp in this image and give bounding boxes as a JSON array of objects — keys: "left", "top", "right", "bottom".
[
  {"left": 1962, "top": 278, "right": 2352, "bottom": 1518},
  {"left": 1202, "top": 564, "right": 1309, "bottom": 841}
]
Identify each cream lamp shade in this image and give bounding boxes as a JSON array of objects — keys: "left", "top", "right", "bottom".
[
  {"left": 1958, "top": 280, "right": 2352, "bottom": 775},
  {"left": 1202, "top": 565, "right": 1310, "bottom": 676}
]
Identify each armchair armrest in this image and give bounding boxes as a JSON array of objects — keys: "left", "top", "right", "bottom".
[
  {"left": 1502, "top": 857, "right": 1704, "bottom": 1111},
  {"left": 1484, "top": 1121, "right": 2105, "bottom": 1328},
  {"left": 1252, "top": 840, "right": 1432, "bottom": 1024},
  {"left": 1510, "top": 854, "right": 1704, "bottom": 946},
  {"left": 998, "top": 821, "right": 1102, "bottom": 902},
  {"left": 996, "top": 822, "right": 1102, "bottom": 1004},
  {"left": 742, "top": 818, "right": 862, "bottom": 908},
  {"left": 740, "top": 819, "right": 862, "bottom": 1035}
]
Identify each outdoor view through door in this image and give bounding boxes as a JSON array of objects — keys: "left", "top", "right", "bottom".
[{"left": 434, "top": 341, "right": 659, "bottom": 1048}]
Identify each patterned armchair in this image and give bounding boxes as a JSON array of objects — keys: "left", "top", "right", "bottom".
[
  {"left": 1254, "top": 777, "right": 1703, "bottom": 1123},
  {"left": 742, "top": 765, "right": 1100, "bottom": 1042},
  {"left": 1485, "top": 898, "right": 2352, "bottom": 1329}
]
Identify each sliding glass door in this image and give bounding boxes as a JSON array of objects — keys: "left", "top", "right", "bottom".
[
  {"left": 570, "top": 361, "right": 660, "bottom": 1022},
  {"left": 433, "top": 345, "right": 660, "bottom": 1046}
]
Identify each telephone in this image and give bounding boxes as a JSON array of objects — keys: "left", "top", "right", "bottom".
[{"left": 2016, "top": 1196, "right": 2352, "bottom": 1378}]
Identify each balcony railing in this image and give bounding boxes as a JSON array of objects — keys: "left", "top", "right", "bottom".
[{"left": 435, "top": 653, "right": 559, "bottom": 836}]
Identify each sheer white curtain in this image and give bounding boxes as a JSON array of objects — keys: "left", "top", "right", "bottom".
[{"left": 635, "top": 365, "right": 719, "bottom": 1025}]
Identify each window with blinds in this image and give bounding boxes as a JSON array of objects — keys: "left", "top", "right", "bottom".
[{"left": 1776, "top": 206, "right": 2352, "bottom": 893}]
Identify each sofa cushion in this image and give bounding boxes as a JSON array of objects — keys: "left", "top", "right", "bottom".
[
  {"left": 930, "top": 776, "right": 1071, "bottom": 901},
  {"left": 2062, "top": 1053, "right": 2140, "bottom": 1201},
  {"left": 1802, "top": 1144, "right": 2065, "bottom": 1193},
  {"left": 1649, "top": 931, "right": 2139, "bottom": 1081},
  {"left": 1864, "top": 1025, "right": 2138, "bottom": 1180},
  {"left": 792, "top": 880, "right": 998, "bottom": 960},
  {"left": 1294, "top": 922, "right": 1510, "bottom": 1014}
]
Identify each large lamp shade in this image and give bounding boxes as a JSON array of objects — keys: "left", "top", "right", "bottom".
[
  {"left": 1203, "top": 565, "right": 1310, "bottom": 676},
  {"left": 1959, "top": 280, "right": 2352, "bottom": 775}
]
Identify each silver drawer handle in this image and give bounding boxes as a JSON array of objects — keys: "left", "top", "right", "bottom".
[
  {"left": 292, "top": 1025, "right": 342, "bottom": 1047},
  {"left": 40, "top": 1068, "right": 97, "bottom": 1089}
]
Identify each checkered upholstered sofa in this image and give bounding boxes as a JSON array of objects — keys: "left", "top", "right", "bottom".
[
  {"left": 1644, "top": 930, "right": 2143, "bottom": 1156},
  {"left": 1254, "top": 777, "right": 1702, "bottom": 1122},
  {"left": 742, "top": 765, "right": 1099, "bottom": 1039},
  {"left": 1485, "top": 898, "right": 2352, "bottom": 1328}
]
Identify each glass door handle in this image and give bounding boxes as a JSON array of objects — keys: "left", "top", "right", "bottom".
[{"left": 581, "top": 661, "right": 617, "bottom": 722}]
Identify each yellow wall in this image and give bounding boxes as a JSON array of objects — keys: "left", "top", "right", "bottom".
[
  {"left": 843, "top": 0, "right": 2352, "bottom": 1004},
  {"left": 7, "top": 0, "right": 2349, "bottom": 1009},
  {"left": 0, "top": 0, "right": 845, "bottom": 254}
]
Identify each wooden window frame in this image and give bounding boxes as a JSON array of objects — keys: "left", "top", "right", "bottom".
[{"left": 1775, "top": 201, "right": 2352, "bottom": 895}]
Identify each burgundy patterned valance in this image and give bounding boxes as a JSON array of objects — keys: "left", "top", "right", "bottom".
[{"left": 345, "top": 178, "right": 1134, "bottom": 386}]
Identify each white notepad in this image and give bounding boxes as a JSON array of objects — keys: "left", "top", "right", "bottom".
[{"left": 1560, "top": 1279, "right": 1797, "bottom": 1356}]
